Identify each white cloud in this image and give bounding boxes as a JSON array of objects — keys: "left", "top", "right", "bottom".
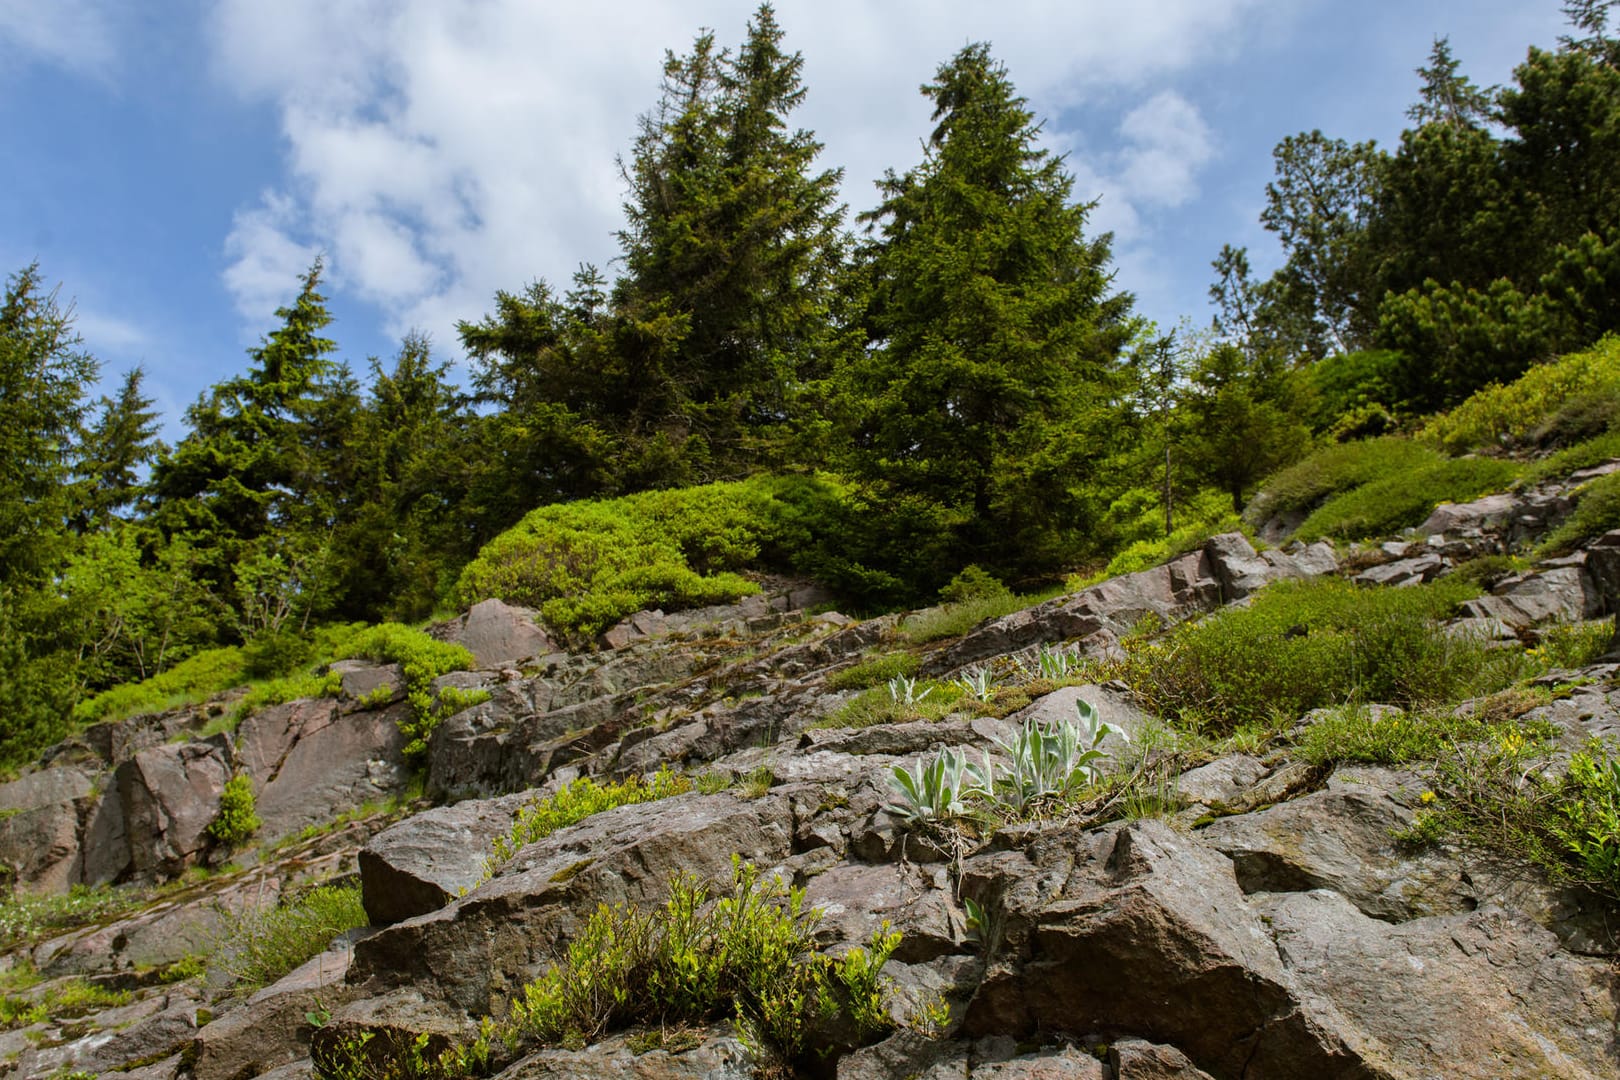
[
  {"left": 222, "top": 192, "right": 321, "bottom": 328},
  {"left": 0, "top": 0, "right": 116, "bottom": 78},
  {"left": 208, "top": 0, "right": 1267, "bottom": 351}
]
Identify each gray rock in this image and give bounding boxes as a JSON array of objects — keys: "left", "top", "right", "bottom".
[
  {"left": 0, "top": 766, "right": 94, "bottom": 812},
  {"left": 359, "top": 791, "right": 532, "bottom": 925},
  {"left": 1457, "top": 564, "right": 1603, "bottom": 629},
  {"left": 960, "top": 820, "right": 1365, "bottom": 1078},
  {"left": 242, "top": 700, "right": 412, "bottom": 842},
  {"left": 1418, "top": 492, "right": 1523, "bottom": 536},
  {"left": 330, "top": 660, "right": 404, "bottom": 706},
  {"left": 0, "top": 790, "right": 84, "bottom": 893},
  {"left": 801, "top": 861, "right": 963, "bottom": 963},
  {"left": 490, "top": 1028, "right": 756, "bottom": 1079},
  {"left": 1107, "top": 1039, "right": 1216, "bottom": 1079},
  {"left": 117, "top": 739, "right": 231, "bottom": 879},
  {"left": 347, "top": 791, "right": 798, "bottom": 1013},
  {"left": 1259, "top": 890, "right": 1618, "bottom": 1078},
  {"left": 1354, "top": 551, "right": 1444, "bottom": 587},
  {"left": 1175, "top": 754, "right": 1266, "bottom": 811},
  {"left": 448, "top": 598, "right": 554, "bottom": 668},
  {"left": 1004, "top": 684, "right": 1148, "bottom": 762}
]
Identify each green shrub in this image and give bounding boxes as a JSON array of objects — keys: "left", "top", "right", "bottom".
[
  {"left": 72, "top": 646, "right": 248, "bottom": 726},
  {"left": 0, "top": 972, "right": 130, "bottom": 1032},
  {"left": 487, "top": 769, "right": 692, "bottom": 870},
  {"left": 897, "top": 584, "right": 1066, "bottom": 645},
  {"left": 242, "top": 629, "right": 315, "bottom": 679},
  {"left": 1297, "top": 704, "right": 1500, "bottom": 767},
  {"left": 452, "top": 476, "right": 839, "bottom": 641},
  {"left": 1538, "top": 471, "right": 1620, "bottom": 555},
  {"left": 826, "top": 652, "right": 920, "bottom": 692},
  {"left": 1519, "top": 428, "right": 1620, "bottom": 486},
  {"left": 1293, "top": 455, "right": 1522, "bottom": 542},
  {"left": 938, "top": 565, "right": 1010, "bottom": 604},
  {"left": 477, "top": 861, "right": 895, "bottom": 1062},
  {"left": 1245, "top": 437, "right": 1442, "bottom": 525},
  {"left": 0, "top": 884, "right": 139, "bottom": 951},
  {"left": 1122, "top": 577, "right": 1527, "bottom": 733},
  {"left": 817, "top": 679, "right": 965, "bottom": 729},
  {"left": 1420, "top": 336, "right": 1620, "bottom": 453},
  {"left": 211, "top": 882, "right": 368, "bottom": 992},
  {"left": 335, "top": 624, "right": 477, "bottom": 762},
  {"left": 207, "top": 774, "right": 261, "bottom": 847}
]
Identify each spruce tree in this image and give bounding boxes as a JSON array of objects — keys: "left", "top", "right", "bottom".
[{"left": 838, "top": 43, "right": 1133, "bottom": 578}]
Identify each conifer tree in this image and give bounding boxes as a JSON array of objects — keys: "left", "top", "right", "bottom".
[{"left": 838, "top": 43, "right": 1133, "bottom": 576}]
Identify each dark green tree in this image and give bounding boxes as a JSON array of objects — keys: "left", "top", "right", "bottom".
[
  {"left": 1177, "top": 342, "right": 1310, "bottom": 514},
  {"left": 72, "top": 366, "right": 166, "bottom": 532},
  {"left": 837, "top": 43, "right": 1134, "bottom": 579}
]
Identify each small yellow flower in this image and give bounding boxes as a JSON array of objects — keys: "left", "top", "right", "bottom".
[{"left": 1420, "top": 790, "right": 1436, "bottom": 804}]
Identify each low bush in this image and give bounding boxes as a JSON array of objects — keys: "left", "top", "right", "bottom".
[
  {"left": 826, "top": 652, "right": 920, "bottom": 692},
  {"left": 0, "top": 971, "right": 130, "bottom": 1031},
  {"left": 817, "top": 679, "right": 965, "bottom": 729},
  {"left": 1297, "top": 704, "right": 1504, "bottom": 767},
  {"left": 1419, "top": 336, "right": 1620, "bottom": 454},
  {"left": 211, "top": 882, "right": 368, "bottom": 992},
  {"left": 897, "top": 585, "right": 1064, "bottom": 645},
  {"left": 1121, "top": 577, "right": 1527, "bottom": 733},
  {"left": 1244, "top": 437, "right": 1442, "bottom": 525},
  {"left": 206, "top": 774, "right": 261, "bottom": 847},
  {"left": 0, "top": 884, "right": 140, "bottom": 951},
  {"left": 1518, "top": 428, "right": 1620, "bottom": 487},
  {"left": 1292, "top": 455, "right": 1522, "bottom": 542},
  {"left": 1091, "top": 487, "right": 1245, "bottom": 582},
  {"left": 72, "top": 646, "right": 247, "bottom": 726},
  {"left": 452, "top": 475, "right": 840, "bottom": 642}
]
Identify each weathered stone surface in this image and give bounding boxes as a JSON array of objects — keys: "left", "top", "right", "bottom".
[
  {"left": 330, "top": 659, "right": 404, "bottom": 706},
  {"left": 1107, "top": 1038, "right": 1216, "bottom": 1079},
  {"left": 961, "top": 820, "right": 1364, "bottom": 1079},
  {"left": 359, "top": 791, "right": 531, "bottom": 926},
  {"left": 446, "top": 598, "right": 554, "bottom": 668},
  {"left": 188, "top": 940, "right": 362, "bottom": 1080},
  {"left": 348, "top": 791, "right": 797, "bottom": 1012},
  {"left": 1354, "top": 551, "right": 1444, "bottom": 587},
  {"left": 0, "top": 766, "right": 95, "bottom": 812},
  {"left": 801, "top": 861, "right": 963, "bottom": 962},
  {"left": 491, "top": 1028, "right": 755, "bottom": 1079},
  {"left": 1458, "top": 564, "right": 1603, "bottom": 629},
  {"left": 838, "top": 1032, "right": 1107, "bottom": 1080},
  {"left": 118, "top": 739, "right": 230, "bottom": 879},
  {"left": 244, "top": 700, "right": 411, "bottom": 842},
  {"left": 1005, "top": 684, "right": 1148, "bottom": 761},
  {"left": 1259, "top": 889, "right": 1619, "bottom": 1078},
  {"left": 1419, "top": 493, "right": 1523, "bottom": 536},
  {"left": 1175, "top": 754, "right": 1266, "bottom": 811}
]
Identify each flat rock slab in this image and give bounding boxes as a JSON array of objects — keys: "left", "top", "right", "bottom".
[
  {"left": 245, "top": 701, "right": 412, "bottom": 842},
  {"left": 448, "top": 598, "right": 554, "bottom": 668},
  {"left": 1259, "top": 890, "right": 1619, "bottom": 1079},
  {"left": 117, "top": 739, "right": 230, "bottom": 879},
  {"left": 359, "top": 790, "right": 532, "bottom": 926},
  {"left": 492, "top": 1028, "right": 755, "bottom": 1079}
]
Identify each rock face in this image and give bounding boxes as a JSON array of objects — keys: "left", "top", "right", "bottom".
[{"left": 7, "top": 545, "right": 1620, "bottom": 1079}]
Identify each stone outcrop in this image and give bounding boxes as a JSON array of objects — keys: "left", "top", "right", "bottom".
[{"left": 7, "top": 533, "right": 1620, "bottom": 1080}]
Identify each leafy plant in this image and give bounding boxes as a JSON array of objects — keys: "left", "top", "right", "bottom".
[
  {"left": 886, "top": 747, "right": 987, "bottom": 826},
  {"left": 886, "top": 674, "right": 933, "bottom": 705},
  {"left": 827, "top": 652, "right": 919, "bottom": 692},
  {"left": 334, "top": 624, "right": 478, "bottom": 762},
  {"left": 206, "top": 773, "right": 261, "bottom": 847},
  {"left": 1034, "top": 644, "right": 1080, "bottom": 681},
  {"left": 979, "top": 699, "right": 1122, "bottom": 814},
  {"left": 211, "top": 882, "right": 369, "bottom": 992},
  {"left": 954, "top": 667, "right": 995, "bottom": 701}
]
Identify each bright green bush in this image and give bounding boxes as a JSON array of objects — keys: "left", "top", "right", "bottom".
[
  {"left": 1245, "top": 437, "right": 1443, "bottom": 525},
  {"left": 211, "top": 882, "right": 369, "bottom": 992},
  {"left": 1122, "top": 577, "right": 1526, "bottom": 733},
  {"left": 1093, "top": 487, "right": 1244, "bottom": 580},
  {"left": 1519, "top": 428, "right": 1620, "bottom": 486},
  {"left": 72, "top": 646, "right": 248, "bottom": 726},
  {"left": 478, "top": 861, "right": 895, "bottom": 1061},
  {"left": 452, "top": 475, "right": 839, "bottom": 642},
  {"left": 1419, "top": 335, "right": 1620, "bottom": 453},
  {"left": 206, "top": 774, "right": 261, "bottom": 846},
  {"left": 1293, "top": 455, "right": 1522, "bottom": 542},
  {"left": 334, "top": 624, "right": 478, "bottom": 761}
]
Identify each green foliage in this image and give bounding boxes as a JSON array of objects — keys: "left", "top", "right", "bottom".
[
  {"left": 1305, "top": 349, "right": 1405, "bottom": 435},
  {"left": 1419, "top": 336, "right": 1620, "bottom": 453},
  {"left": 1, "top": 972, "right": 131, "bottom": 1032},
  {"left": 886, "top": 747, "right": 983, "bottom": 827},
  {"left": 977, "top": 699, "right": 1122, "bottom": 815},
  {"left": 211, "top": 882, "right": 368, "bottom": 992},
  {"left": 334, "top": 623, "right": 477, "bottom": 762},
  {"left": 1297, "top": 704, "right": 1504, "bottom": 767},
  {"left": 0, "top": 885, "right": 138, "bottom": 951},
  {"left": 490, "top": 861, "right": 895, "bottom": 1062},
  {"left": 73, "top": 645, "right": 246, "bottom": 726},
  {"left": 453, "top": 475, "right": 837, "bottom": 641},
  {"left": 1293, "top": 455, "right": 1522, "bottom": 542},
  {"left": 1534, "top": 617, "right": 1615, "bottom": 669},
  {"left": 206, "top": 774, "right": 261, "bottom": 847},
  {"left": 897, "top": 588, "right": 1053, "bottom": 645},
  {"left": 1093, "top": 487, "right": 1244, "bottom": 581},
  {"left": 820, "top": 679, "right": 964, "bottom": 729},
  {"left": 1246, "top": 437, "right": 1442, "bottom": 524},
  {"left": 1549, "top": 744, "right": 1620, "bottom": 893},
  {"left": 1121, "top": 577, "right": 1526, "bottom": 733},
  {"left": 488, "top": 769, "right": 692, "bottom": 870},
  {"left": 1538, "top": 470, "right": 1620, "bottom": 555},
  {"left": 836, "top": 42, "right": 1133, "bottom": 581},
  {"left": 826, "top": 652, "right": 919, "bottom": 692},
  {"left": 937, "top": 566, "right": 1010, "bottom": 605},
  {"left": 242, "top": 629, "right": 315, "bottom": 680}
]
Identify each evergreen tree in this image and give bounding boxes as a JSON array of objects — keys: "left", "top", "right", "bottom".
[
  {"left": 72, "top": 366, "right": 166, "bottom": 532},
  {"left": 838, "top": 43, "right": 1133, "bottom": 578}
]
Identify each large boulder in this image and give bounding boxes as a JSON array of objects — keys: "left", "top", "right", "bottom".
[
  {"left": 359, "top": 791, "right": 531, "bottom": 926},
  {"left": 238, "top": 699, "right": 412, "bottom": 842},
  {"left": 117, "top": 739, "right": 231, "bottom": 879},
  {"left": 442, "top": 598, "right": 555, "bottom": 669},
  {"left": 0, "top": 766, "right": 95, "bottom": 892}
]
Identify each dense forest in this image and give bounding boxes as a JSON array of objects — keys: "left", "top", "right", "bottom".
[{"left": 4, "top": 1, "right": 1620, "bottom": 769}]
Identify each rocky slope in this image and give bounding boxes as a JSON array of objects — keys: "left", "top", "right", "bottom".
[{"left": 3, "top": 478, "right": 1620, "bottom": 1079}]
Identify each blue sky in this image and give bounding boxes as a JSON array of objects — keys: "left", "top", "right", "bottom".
[{"left": 0, "top": 1, "right": 1573, "bottom": 440}]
